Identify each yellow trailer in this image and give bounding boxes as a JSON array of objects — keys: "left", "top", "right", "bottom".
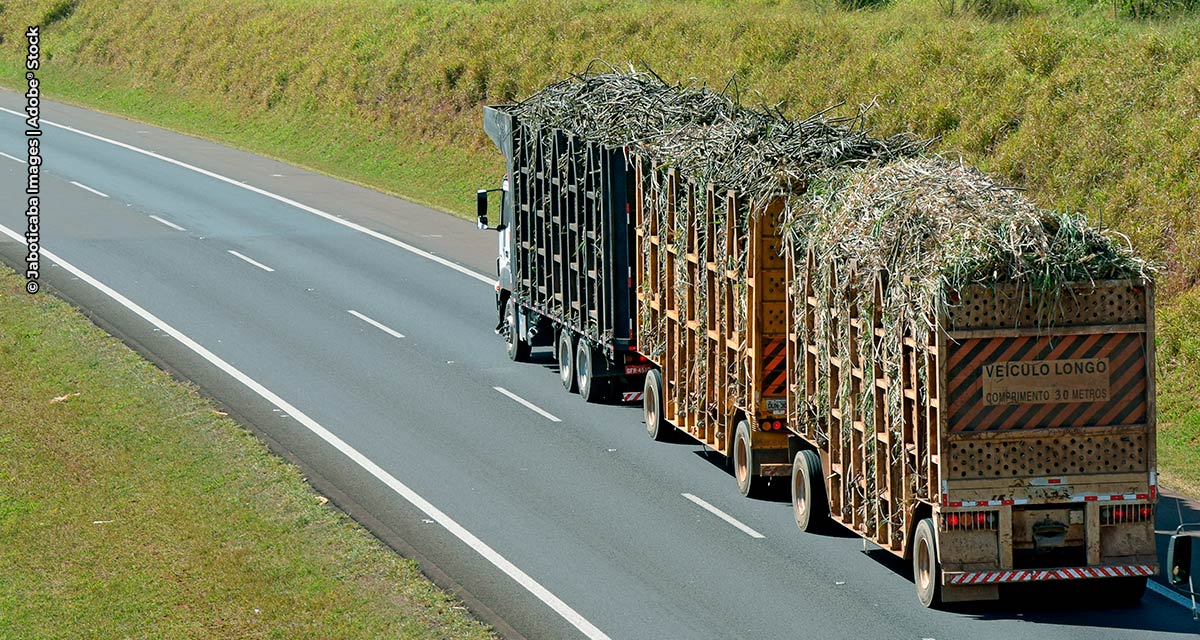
[
  {"left": 785, "top": 244, "right": 1158, "bottom": 606},
  {"left": 634, "top": 160, "right": 793, "bottom": 497}
]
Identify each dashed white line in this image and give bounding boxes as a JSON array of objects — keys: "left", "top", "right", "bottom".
[
  {"left": 149, "top": 215, "right": 186, "bottom": 232},
  {"left": 348, "top": 310, "right": 405, "bottom": 339},
  {"left": 0, "top": 221, "right": 610, "bottom": 640},
  {"left": 682, "top": 493, "right": 766, "bottom": 539},
  {"left": 494, "top": 387, "right": 562, "bottom": 422},
  {"left": 227, "top": 250, "right": 274, "bottom": 272},
  {"left": 70, "top": 180, "right": 109, "bottom": 198},
  {"left": 0, "top": 151, "right": 24, "bottom": 164},
  {"left": 0, "top": 107, "right": 493, "bottom": 286}
]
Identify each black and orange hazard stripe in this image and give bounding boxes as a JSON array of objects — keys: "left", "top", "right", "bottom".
[
  {"left": 946, "top": 332, "right": 1147, "bottom": 433},
  {"left": 762, "top": 337, "right": 787, "bottom": 397}
]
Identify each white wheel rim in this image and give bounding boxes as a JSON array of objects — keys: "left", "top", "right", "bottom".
[{"left": 735, "top": 436, "right": 748, "bottom": 486}]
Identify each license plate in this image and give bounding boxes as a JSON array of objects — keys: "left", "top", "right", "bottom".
[
  {"left": 624, "top": 364, "right": 652, "bottom": 376},
  {"left": 765, "top": 399, "right": 787, "bottom": 415}
]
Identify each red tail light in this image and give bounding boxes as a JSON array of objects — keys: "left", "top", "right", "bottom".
[
  {"left": 941, "top": 510, "right": 998, "bottom": 531},
  {"left": 1101, "top": 504, "right": 1152, "bottom": 525}
]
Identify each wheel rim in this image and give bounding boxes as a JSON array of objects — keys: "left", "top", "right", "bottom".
[
  {"left": 794, "top": 465, "right": 808, "bottom": 522},
  {"left": 577, "top": 346, "right": 590, "bottom": 395},
  {"left": 558, "top": 337, "right": 571, "bottom": 385},
  {"left": 506, "top": 303, "right": 518, "bottom": 349},
  {"left": 644, "top": 387, "right": 657, "bottom": 433},
  {"left": 917, "top": 538, "right": 932, "bottom": 592},
  {"left": 735, "top": 436, "right": 748, "bottom": 486}
]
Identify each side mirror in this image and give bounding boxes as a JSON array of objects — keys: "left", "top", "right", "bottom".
[
  {"left": 1168, "top": 532, "right": 1193, "bottom": 589},
  {"left": 476, "top": 189, "right": 489, "bottom": 230}
]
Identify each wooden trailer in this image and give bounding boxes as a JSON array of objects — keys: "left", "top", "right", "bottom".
[
  {"left": 634, "top": 159, "right": 793, "bottom": 496},
  {"left": 785, "top": 241, "right": 1159, "bottom": 606}
]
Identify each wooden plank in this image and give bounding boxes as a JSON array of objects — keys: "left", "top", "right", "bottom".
[{"left": 947, "top": 323, "right": 1147, "bottom": 341}]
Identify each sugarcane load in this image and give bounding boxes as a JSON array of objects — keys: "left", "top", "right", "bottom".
[{"left": 477, "top": 67, "right": 1158, "bottom": 607}]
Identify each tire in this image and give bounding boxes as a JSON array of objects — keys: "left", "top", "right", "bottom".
[
  {"left": 557, "top": 331, "right": 577, "bottom": 393},
  {"left": 643, "top": 369, "right": 674, "bottom": 441},
  {"left": 792, "top": 449, "right": 829, "bottom": 533},
  {"left": 913, "top": 518, "right": 941, "bottom": 608},
  {"left": 733, "top": 420, "right": 767, "bottom": 498},
  {"left": 576, "top": 340, "right": 608, "bottom": 403},
  {"left": 505, "top": 298, "right": 530, "bottom": 362}
]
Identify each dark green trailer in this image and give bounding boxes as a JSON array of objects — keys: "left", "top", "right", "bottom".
[{"left": 480, "top": 105, "right": 649, "bottom": 402}]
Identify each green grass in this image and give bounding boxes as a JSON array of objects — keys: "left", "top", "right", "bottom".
[
  {"left": 0, "top": 0, "right": 1195, "bottom": 490},
  {"left": 0, "top": 267, "right": 496, "bottom": 640}
]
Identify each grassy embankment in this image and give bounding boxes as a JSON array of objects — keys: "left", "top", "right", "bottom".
[
  {"left": 0, "top": 1, "right": 1195, "bottom": 494},
  {"left": 0, "top": 268, "right": 496, "bottom": 638}
]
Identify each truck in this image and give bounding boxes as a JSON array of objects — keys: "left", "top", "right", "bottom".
[
  {"left": 479, "top": 92, "right": 1159, "bottom": 607},
  {"left": 479, "top": 105, "right": 651, "bottom": 403}
]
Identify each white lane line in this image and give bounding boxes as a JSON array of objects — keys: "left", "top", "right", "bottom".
[
  {"left": 682, "top": 493, "right": 766, "bottom": 539},
  {"left": 348, "top": 310, "right": 405, "bottom": 339},
  {"left": 149, "top": 215, "right": 187, "bottom": 232},
  {"left": 0, "top": 151, "right": 24, "bottom": 164},
  {"left": 494, "top": 387, "right": 562, "bottom": 423},
  {"left": 0, "top": 107, "right": 493, "bottom": 286},
  {"left": 0, "top": 221, "right": 610, "bottom": 640},
  {"left": 70, "top": 180, "right": 109, "bottom": 198},
  {"left": 1147, "top": 580, "right": 1196, "bottom": 611},
  {"left": 227, "top": 250, "right": 275, "bottom": 272}
]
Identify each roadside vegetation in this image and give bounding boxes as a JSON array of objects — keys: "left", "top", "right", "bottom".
[
  {"left": 0, "top": 268, "right": 496, "bottom": 639},
  {"left": 0, "top": 1, "right": 1195, "bottom": 488}
]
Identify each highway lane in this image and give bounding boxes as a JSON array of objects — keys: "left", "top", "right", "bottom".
[{"left": 1, "top": 91, "right": 1196, "bottom": 639}]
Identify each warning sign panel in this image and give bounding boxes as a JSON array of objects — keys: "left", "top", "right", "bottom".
[{"left": 981, "top": 358, "right": 1110, "bottom": 407}]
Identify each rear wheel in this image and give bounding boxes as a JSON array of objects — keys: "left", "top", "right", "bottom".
[
  {"left": 643, "top": 369, "right": 674, "bottom": 441},
  {"left": 576, "top": 341, "right": 608, "bottom": 403},
  {"left": 505, "top": 298, "right": 530, "bottom": 362},
  {"left": 913, "top": 518, "right": 941, "bottom": 608},
  {"left": 733, "top": 420, "right": 767, "bottom": 498},
  {"left": 792, "top": 449, "right": 829, "bottom": 532},
  {"left": 557, "top": 331, "right": 577, "bottom": 393}
]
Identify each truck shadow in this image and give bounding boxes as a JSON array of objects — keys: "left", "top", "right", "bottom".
[{"left": 857, "top": 547, "right": 1198, "bottom": 633}]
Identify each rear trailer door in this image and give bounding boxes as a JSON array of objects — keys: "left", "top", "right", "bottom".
[{"left": 938, "top": 281, "right": 1156, "bottom": 575}]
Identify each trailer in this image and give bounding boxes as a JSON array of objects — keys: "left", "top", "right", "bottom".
[
  {"left": 479, "top": 87, "right": 1158, "bottom": 606},
  {"left": 785, "top": 245, "right": 1159, "bottom": 606},
  {"left": 480, "top": 106, "right": 650, "bottom": 402},
  {"left": 632, "top": 162, "right": 792, "bottom": 497}
]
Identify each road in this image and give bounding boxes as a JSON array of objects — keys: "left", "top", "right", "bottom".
[{"left": 1, "top": 90, "right": 1196, "bottom": 640}]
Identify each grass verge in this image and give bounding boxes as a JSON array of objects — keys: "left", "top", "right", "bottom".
[{"left": 0, "top": 267, "right": 495, "bottom": 640}]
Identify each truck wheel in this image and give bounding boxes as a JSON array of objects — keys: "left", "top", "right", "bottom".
[
  {"left": 505, "top": 298, "right": 530, "bottom": 362},
  {"left": 733, "top": 420, "right": 767, "bottom": 498},
  {"left": 644, "top": 369, "right": 674, "bottom": 441},
  {"left": 792, "top": 449, "right": 829, "bottom": 532},
  {"left": 913, "top": 518, "right": 941, "bottom": 608},
  {"left": 576, "top": 341, "right": 608, "bottom": 403},
  {"left": 557, "top": 331, "right": 577, "bottom": 393}
]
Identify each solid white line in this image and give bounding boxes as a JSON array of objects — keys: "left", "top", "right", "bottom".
[
  {"left": 494, "top": 387, "right": 562, "bottom": 423},
  {"left": 0, "top": 107, "right": 493, "bottom": 286},
  {"left": 348, "top": 310, "right": 405, "bottom": 339},
  {"left": 0, "top": 221, "right": 610, "bottom": 640},
  {"left": 70, "top": 180, "right": 109, "bottom": 198},
  {"left": 681, "top": 493, "right": 766, "bottom": 539},
  {"left": 1148, "top": 580, "right": 1197, "bottom": 611},
  {"left": 227, "top": 250, "right": 275, "bottom": 272},
  {"left": 149, "top": 215, "right": 186, "bottom": 232},
  {"left": 0, "top": 151, "right": 24, "bottom": 164}
]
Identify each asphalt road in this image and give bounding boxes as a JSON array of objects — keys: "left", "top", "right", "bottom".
[{"left": 1, "top": 90, "right": 1196, "bottom": 640}]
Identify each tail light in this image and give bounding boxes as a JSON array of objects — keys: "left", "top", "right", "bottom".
[
  {"left": 1100, "top": 504, "right": 1153, "bottom": 525},
  {"left": 941, "top": 510, "right": 998, "bottom": 531}
]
